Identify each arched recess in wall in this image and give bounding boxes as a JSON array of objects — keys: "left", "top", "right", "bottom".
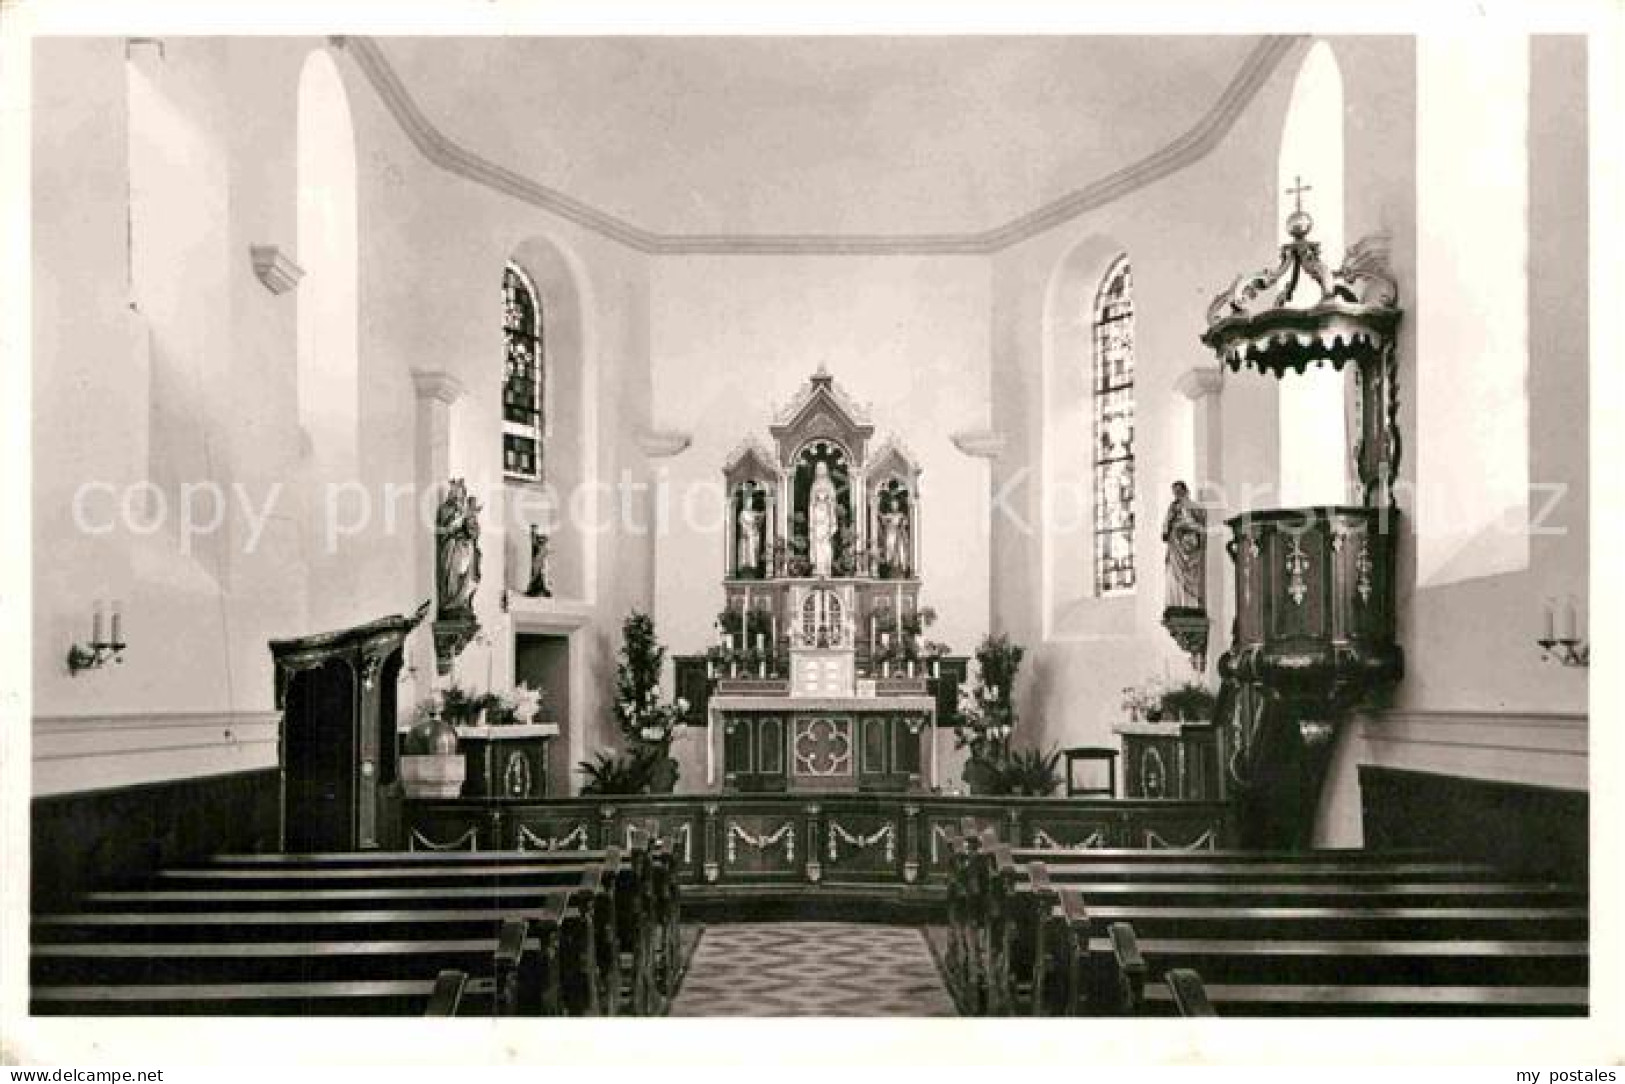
[
  {"left": 1040, "top": 233, "right": 1137, "bottom": 641},
  {"left": 296, "top": 49, "right": 359, "bottom": 486},
  {"left": 1275, "top": 41, "right": 1354, "bottom": 508},
  {"left": 505, "top": 234, "right": 593, "bottom": 604}
]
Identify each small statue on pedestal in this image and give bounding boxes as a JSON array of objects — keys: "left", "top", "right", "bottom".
[
  {"left": 737, "top": 500, "right": 765, "bottom": 578},
  {"left": 808, "top": 462, "right": 838, "bottom": 578},
  {"left": 526, "top": 525, "right": 553, "bottom": 598},
  {"left": 435, "top": 479, "right": 483, "bottom": 618},
  {"left": 878, "top": 494, "right": 911, "bottom": 578},
  {"left": 1161, "top": 480, "right": 1207, "bottom": 612},
  {"left": 1160, "top": 480, "right": 1210, "bottom": 671}
]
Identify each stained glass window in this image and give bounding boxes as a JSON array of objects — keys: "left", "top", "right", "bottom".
[
  {"left": 1092, "top": 255, "right": 1136, "bottom": 596},
  {"left": 502, "top": 263, "right": 544, "bottom": 480}
]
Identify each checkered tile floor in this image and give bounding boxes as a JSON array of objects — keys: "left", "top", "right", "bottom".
[{"left": 667, "top": 923, "right": 958, "bottom": 1016}]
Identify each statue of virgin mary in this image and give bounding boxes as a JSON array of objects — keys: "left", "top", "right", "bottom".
[{"left": 808, "top": 462, "right": 838, "bottom": 578}]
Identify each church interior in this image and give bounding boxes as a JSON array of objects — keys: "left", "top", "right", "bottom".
[{"left": 11, "top": 25, "right": 1605, "bottom": 1038}]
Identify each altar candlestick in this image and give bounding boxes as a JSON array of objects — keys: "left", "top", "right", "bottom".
[
  {"left": 110, "top": 601, "right": 122, "bottom": 645},
  {"left": 92, "top": 600, "right": 105, "bottom": 646},
  {"left": 1563, "top": 597, "right": 1579, "bottom": 641},
  {"left": 1542, "top": 599, "right": 1556, "bottom": 642}
]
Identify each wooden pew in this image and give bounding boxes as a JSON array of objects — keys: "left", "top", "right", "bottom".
[
  {"left": 1111, "top": 924, "right": 1589, "bottom": 1018},
  {"left": 33, "top": 917, "right": 530, "bottom": 1017},
  {"left": 42, "top": 862, "right": 622, "bottom": 1015},
  {"left": 948, "top": 834, "right": 1588, "bottom": 1016},
  {"left": 192, "top": 846, "right": 681, "bottom": 1010},
  {"left": 35, "top": 900, "right": 575, "bottom": 1016},
  {"left": 427, "top": 970, "right": 470, "bottom": 1016}
]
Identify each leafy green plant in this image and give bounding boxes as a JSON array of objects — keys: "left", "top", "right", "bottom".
[
  {"left": 577, "top": 749, "right": 655, "bottom": 796},
  {"left": 996, "top": 745, "right": 1064, "bottom": 797},
  {"left": 1159, "top": 681, "right": 1218, "bottom": 722}
]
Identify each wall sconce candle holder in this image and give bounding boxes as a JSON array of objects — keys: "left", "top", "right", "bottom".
[
  {"left": 1538, "top": 597, "right": 1589, "bottom": 667},
  {"left": 67, "top": 600, "right": 127, "bottom": 675},
  {"left": 1537, "top": 637, "right": 1589, "bottom": 668}
]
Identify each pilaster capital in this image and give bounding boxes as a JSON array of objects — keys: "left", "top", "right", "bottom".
[
  {"left": 410, "top": 368, "right": 467, "bottom": 405},
  {"left": 1175, "top": 366, "right": 1225, "bottom": 401}
]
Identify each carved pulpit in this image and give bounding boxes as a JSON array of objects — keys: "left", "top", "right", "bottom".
[
  {"left": 701, "top": 368, "right": 945, "bottom": 795},
  {"left": 1200, "top": 196, "right": 1405, "bottom": 848}
]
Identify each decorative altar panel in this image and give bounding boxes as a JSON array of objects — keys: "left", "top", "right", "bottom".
[{"left": 711, "top": 695, "right": 935, "bottom": 793}]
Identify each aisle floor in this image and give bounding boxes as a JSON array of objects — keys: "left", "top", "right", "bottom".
[{"left": 666, "top": 922, "right": 958, "bottom": 1016}]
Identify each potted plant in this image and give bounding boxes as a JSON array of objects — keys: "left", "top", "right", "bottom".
[
  {"left": 953, "top": 633, "right": 1026, "bottom": 794},
  {"left": 1120, "top": 680, "right": 1166, "bottom": 723},
  {"left": 511, "top": 682, "right": 560, "bottom": 736},
  {"left": 997, "top": 745, "right": 1064, "bottom": 797},
  {"left": 1159, "top": 680, "right": 1218, "bottom": 723},
  {"left": 614, "top": 610, "right": 689, "bottom": 794},
  {"left": 578, "top": 749, "right": 655, "bottom": 796}
]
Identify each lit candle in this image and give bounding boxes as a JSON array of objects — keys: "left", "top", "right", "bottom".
[{"left": 110, "top": 600, "right": 122, "bottom": 645}]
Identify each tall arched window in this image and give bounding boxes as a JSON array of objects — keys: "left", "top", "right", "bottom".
[
  {"left": 1092, "top": 254, "right": 1137, "bottom": 596},
  {"left": 502, "top": 262, "right": 544, "bottom": 480}
]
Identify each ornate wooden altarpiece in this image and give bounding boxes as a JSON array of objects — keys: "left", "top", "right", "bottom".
[
  {"left": 1200, "top": 200, "right": 1405, "bottom": 848},
  {"left": 683, "top": 367, "right": 962, "bottom": 794}
]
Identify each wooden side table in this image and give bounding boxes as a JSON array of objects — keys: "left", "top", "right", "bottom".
[{"left": 1062, "top": 746, "right": 1119, "bottom": 798}]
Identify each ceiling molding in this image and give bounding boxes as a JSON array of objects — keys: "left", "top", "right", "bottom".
[{"left": 345, "top": 35, "right": 1302, "bottom": 257}]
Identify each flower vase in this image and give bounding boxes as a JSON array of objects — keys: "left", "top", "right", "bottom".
[
  {"left": 645, "top": 750, "right": 680, "bottom": 794},
  {"left": 962, "top": 756, "right": 1000, "bottom": 797}
]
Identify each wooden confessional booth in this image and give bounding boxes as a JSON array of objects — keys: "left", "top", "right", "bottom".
[{"left": 269, "top": 603, "right": 428, "bottom": 851}]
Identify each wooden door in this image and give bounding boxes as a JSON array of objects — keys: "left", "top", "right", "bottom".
[{"left": 282, "top": 659, "right": 357, "bottom": 852}]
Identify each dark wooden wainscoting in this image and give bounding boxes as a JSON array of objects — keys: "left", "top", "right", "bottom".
[
  {"left": 31, "top": 768, "right": 280, "bottom": 911},
  {"left": 1359, "top": 766, "right": 1587, "bottom": 881}
]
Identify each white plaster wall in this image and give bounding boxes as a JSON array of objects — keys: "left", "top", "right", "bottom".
[
  {"left": 31, "top": 38, "right": 656, "bottom": 796},
  {"left": 1314, "top": 35, "right": 1590, "bottom": 845},
  {"left": 986, "top": 36, "right": 1294, "bottom": 765},
  {"left": 649, "top": 255, "right": 993, "bottom": 792},
  {"left": 988, "top": 35, "right": 1588, "bottom": 843}
]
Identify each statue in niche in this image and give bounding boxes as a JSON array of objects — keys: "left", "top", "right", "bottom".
[
  {"left": 736, "top": 491, "right": 765, "bottom": 577},
  {"left": 878, "top": 492, "right": 911, "bottom": 578},
  {"left": 526, "top": 525, "right": 553, "bottom": 598},
  {"left": 1161, "top": 480, "right": 1207, "bottom": 612},
  {"left": 436, "top": 479, "right": 483, "bottom": 617},
  {"left": 808, "top": 462, "right": 839, "bottom": 578}
]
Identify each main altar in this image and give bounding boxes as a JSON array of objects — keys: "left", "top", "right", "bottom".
[{"left": 687, "top": 368, "right": 956, "bottom": 794}]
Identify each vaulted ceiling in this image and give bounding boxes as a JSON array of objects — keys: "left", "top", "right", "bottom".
[{"left": 369, "top": 36, "right": 1284, "bottom": 244}]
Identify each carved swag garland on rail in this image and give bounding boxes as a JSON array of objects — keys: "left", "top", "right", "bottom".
[{"left": 403, "top": 794, "right": 1233, "bottom": 889}]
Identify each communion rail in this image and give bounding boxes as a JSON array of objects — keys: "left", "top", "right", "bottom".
[{"left": 401, "top": 794, "right": 1233, "bottom": 894}]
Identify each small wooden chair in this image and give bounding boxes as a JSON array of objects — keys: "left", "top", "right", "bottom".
[{"left": 1062, "top": 747, "right": 1119, "bottom": 798}]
